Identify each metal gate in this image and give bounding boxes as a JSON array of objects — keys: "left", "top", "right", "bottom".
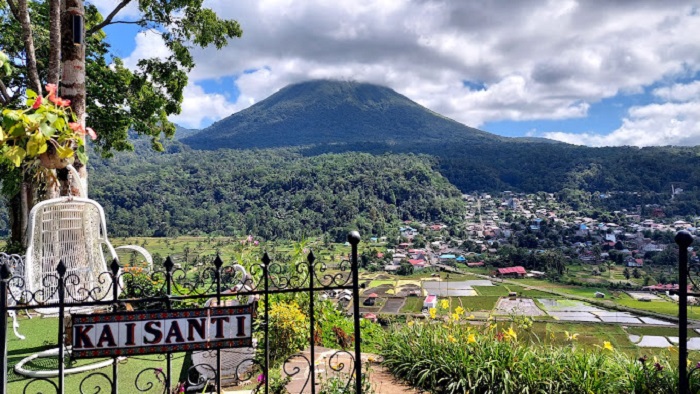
[{"left": 0, "top": 232, "right": 364, "bottom": 393}]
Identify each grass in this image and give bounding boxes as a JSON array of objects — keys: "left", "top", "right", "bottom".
[
  {"left": 625, "top": 326, "right": 699, "bottom": 338},
  {"left": 615, "top": 298, "right": 700, "bottom": 320},
  {"left": 473, "top": 285, "right": 509, "bottom": 296},
  {"left": 7, "top": 316, "right": 188, "bottom": 393},
  {"left": 460, "top": 296, "right": 500, "bottom": 312},
  {"left": 400, "top": 297, "right": 424, "bottom": 313}
]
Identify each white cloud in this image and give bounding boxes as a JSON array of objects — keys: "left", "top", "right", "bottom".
[
  {"left": 170, "top": 83, "right": 238, "bottom": 129},
  {"left": 117, "top": 0, "right": 700, "bottom": 139},
  {"left": 544, "top": 80, "right": 700, "bottom": 147},
  {"left": 653, "top": 81, "right": 700, "bottom": 102},
  {"left": 122, "top": 31, "right": 171, "bottom": 70}
]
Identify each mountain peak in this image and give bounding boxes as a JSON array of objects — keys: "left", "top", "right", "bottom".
[{"left": 183, "top": 79, "right": 501, "bottom": 150}]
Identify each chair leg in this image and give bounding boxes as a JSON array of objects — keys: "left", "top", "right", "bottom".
[{"left": 9, "top": 311, "right": 25, "bottom": 340}]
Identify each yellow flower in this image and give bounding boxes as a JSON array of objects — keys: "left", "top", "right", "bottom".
[
  {"left": 407, "top": 321, "right": 414, "bottom": 327},
  {"left": 455, "top": 306, "right": 465, "bottom": 316},
  {"left": 603, "top": 341, "right": 614, "bottom": 351},
  {"left": 451, "top": 313, "right": 460, "bottom": 322},
  {"left": 429, "top": 308, "right": 437, "bottom": 319},
  {"left": 448, "top": 335, "right": 457, "bottom": 343},
  {"left": 668, "top": 346, "right": 678, "bottom": 354},
  {"left": 505, "top": 327, "right": 518, "bottom": 342},
  {"left": 440, "top": 299, "right": 450, "bottom": 310},
  {"left": 489, "top": 323, "right": 497, "bottom": 331},
  {"left": 468, "top": 314, "right": 475, "bottom": 319},
  {"left": 468, "top": 333, "right": 476, "bottom": 344},
  {"left": 565, "top": 331, "right": 579, "bottom": 341}
]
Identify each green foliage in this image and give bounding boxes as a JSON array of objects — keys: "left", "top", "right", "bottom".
[
  {"left": 265, "top": 301, "right": 309, "bottom": 364},
  {"left": 1, "top": 87, "right": 90, "bottom": 168},
  {"left": 381, "top": 321, "right": 689, "bottom": 394},
  {"left": 87, "top": 148, "right": 465, "bottom": 240},
  {"left": 318, "top": 365, "right": 375, "bottom": 394}
]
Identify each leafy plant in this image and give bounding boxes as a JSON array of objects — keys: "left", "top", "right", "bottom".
[
  {"left": 265, "top": 301, "right": 309, "bottom": 364},
  {"left": 0, "top": 84, "right": 96, "bottom": 168},
  {"left": 381, "top": 310, "right": 692, "bottom": 393}
]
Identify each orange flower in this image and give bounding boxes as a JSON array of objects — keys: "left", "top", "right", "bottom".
[{"left": 45, "top": 84, "right": 57, "bottom": 97}]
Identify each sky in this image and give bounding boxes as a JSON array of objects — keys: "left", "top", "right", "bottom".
[{"left": 91, "top": 0, "right": 700, "bottom": 147}]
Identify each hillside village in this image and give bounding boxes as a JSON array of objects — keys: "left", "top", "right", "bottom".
[{"left": 376, "top": 192, "right": 700, "bottom": 289}]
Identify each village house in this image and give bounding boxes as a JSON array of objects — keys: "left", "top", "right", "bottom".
[
  {"left": 423, "top": 294, "right": 438, "bottom": 309},
  {"left": 625, "top": 256, "right": 644, "bottom": 268},
  {"left": 496, "top": 266, "right": 527, "bottom": 278}
]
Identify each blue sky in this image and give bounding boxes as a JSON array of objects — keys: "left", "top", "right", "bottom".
[{"left": 91, "top": 0, "right": 700, "bottom": 147}]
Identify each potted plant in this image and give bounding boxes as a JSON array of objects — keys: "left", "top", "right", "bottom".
[{"left": 0, "top": 83, "right": 96, "bottom": 169}]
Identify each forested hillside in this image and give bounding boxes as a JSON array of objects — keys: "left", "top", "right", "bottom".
[{"left": 88, "top": 146, "right": 465, "bottom": 240}]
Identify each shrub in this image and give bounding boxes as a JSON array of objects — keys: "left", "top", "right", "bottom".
[{"left": 267, "top": 301, "right": 309, "bottom": 364}]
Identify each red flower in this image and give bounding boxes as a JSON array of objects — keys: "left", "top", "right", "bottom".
[
  {"left": 68, "top": 122, "right": 98, "bottom": 140},
  {"left": 31, "top": 95, "right": 43, "bottom": 109}
]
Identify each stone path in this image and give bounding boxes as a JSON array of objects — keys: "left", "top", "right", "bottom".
[{"left": 253, "top": 346, "right": 422, "bottom": 394}]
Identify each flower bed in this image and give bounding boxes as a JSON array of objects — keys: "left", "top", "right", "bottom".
[{"left": 381, "top": 311, "right": 694, "bottom": 393}]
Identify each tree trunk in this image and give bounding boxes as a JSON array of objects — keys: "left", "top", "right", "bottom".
[
  {"left": 61, "top": 0, "right": 87, "bottom": 197},
  {"left": 48, "top": 0, "right": 61, "bottom": 85}
]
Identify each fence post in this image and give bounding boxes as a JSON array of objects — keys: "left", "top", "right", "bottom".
[
  {"left": 262, "top": 253, "right": 270, "bottom": 394},
  {"left": 0, "top": 262, "right": 11, "bottom": 394},
  {"left": 57, "top": 260, "right": 67, "bottom": 394},
  {"left": 677, "top": 230, "right": 694, "bottom": 394},
  {"left": 308, "top": 251, "right": 316, "bottom": 391},
  {"left": 348, "top": 231, "right": 362, "bottom": 393},
  {"left": 214, "top": 255, "right": 223, "bottom": 392},
  {"left": 164, "top": 257, "right": 175, "bottom": 393},
  {"left": 110, "top": 258, "right": 121, "bottom": 394}
]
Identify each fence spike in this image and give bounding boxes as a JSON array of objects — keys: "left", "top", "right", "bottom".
[
  {"left": 164, "top": 256, "right": 175, "bottom": 272},
  {"left": 110, "top": 258, "right": 121, "bottom": 276},
  {"left": 56, "top": 259, "right": 67, "bottom": 277}
]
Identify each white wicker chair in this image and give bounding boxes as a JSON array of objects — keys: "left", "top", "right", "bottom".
[
  {"left": 23, "top": 166, "right": 152, "bottom": 312},
  {"left": 13, "top": 165, "right": 152, "bottom": 378}
]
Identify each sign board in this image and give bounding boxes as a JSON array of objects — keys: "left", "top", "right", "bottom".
[{"left": 70, "top": 305, "right": 254, "bottom": 359}]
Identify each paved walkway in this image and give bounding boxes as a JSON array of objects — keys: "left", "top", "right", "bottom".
[{"left": 223, "top": 346, "right": 421, "bottom": 393}]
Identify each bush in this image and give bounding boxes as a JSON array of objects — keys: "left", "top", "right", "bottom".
[{"left": 267, "top": 301, "right": 309, "bottom": 364}]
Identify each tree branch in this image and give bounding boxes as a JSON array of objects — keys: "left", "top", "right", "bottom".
[
  {"left": 86, "top": 0, "right": 132, "bottom": 36},
  {"left": 0, "top": 80, "right": 11, "bottom": 105},
  {"left": 17, "top": 0, "right": 41, "bottom": 94},
  {"left": 5, "top": 0, "right": 20, "bottom": 20}
]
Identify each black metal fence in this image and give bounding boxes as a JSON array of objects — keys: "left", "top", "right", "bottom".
[
  {"left": 0, "top": 232, "right": 364, "bottom": 394},
  {"left": 677, "top": 230, "right": 696, "bottom": 394}
]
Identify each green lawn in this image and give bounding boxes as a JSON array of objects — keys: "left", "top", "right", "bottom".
[{"left": 7, "top": 317, "right": 187, "bottom": 393}]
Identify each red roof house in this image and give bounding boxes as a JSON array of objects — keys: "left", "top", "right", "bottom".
[{"left": 496, "top": 266, "right": 527, "bottom": 278}]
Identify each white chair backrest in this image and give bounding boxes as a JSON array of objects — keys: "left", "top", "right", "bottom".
[{"left": 25, "top": 197, "right": 117, "bottom": 305}]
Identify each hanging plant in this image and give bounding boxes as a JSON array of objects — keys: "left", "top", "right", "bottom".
[{"left": 0, "top": 83, "right": 96, "bottom": 169}]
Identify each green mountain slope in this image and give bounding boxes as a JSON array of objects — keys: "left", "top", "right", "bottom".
[
  {"left": 183, "top": 79, "right": 502, "bottom": 149},
  {"left": 88, "top": 147, "right": 465, "bottom": 240}
]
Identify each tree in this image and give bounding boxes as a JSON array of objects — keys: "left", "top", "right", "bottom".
[
  {"left": 623, "top": 267, "right": 630, "bottom": 280},
  {"left": 1, "top": 0, "right": 242, "bottom": 249}
]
